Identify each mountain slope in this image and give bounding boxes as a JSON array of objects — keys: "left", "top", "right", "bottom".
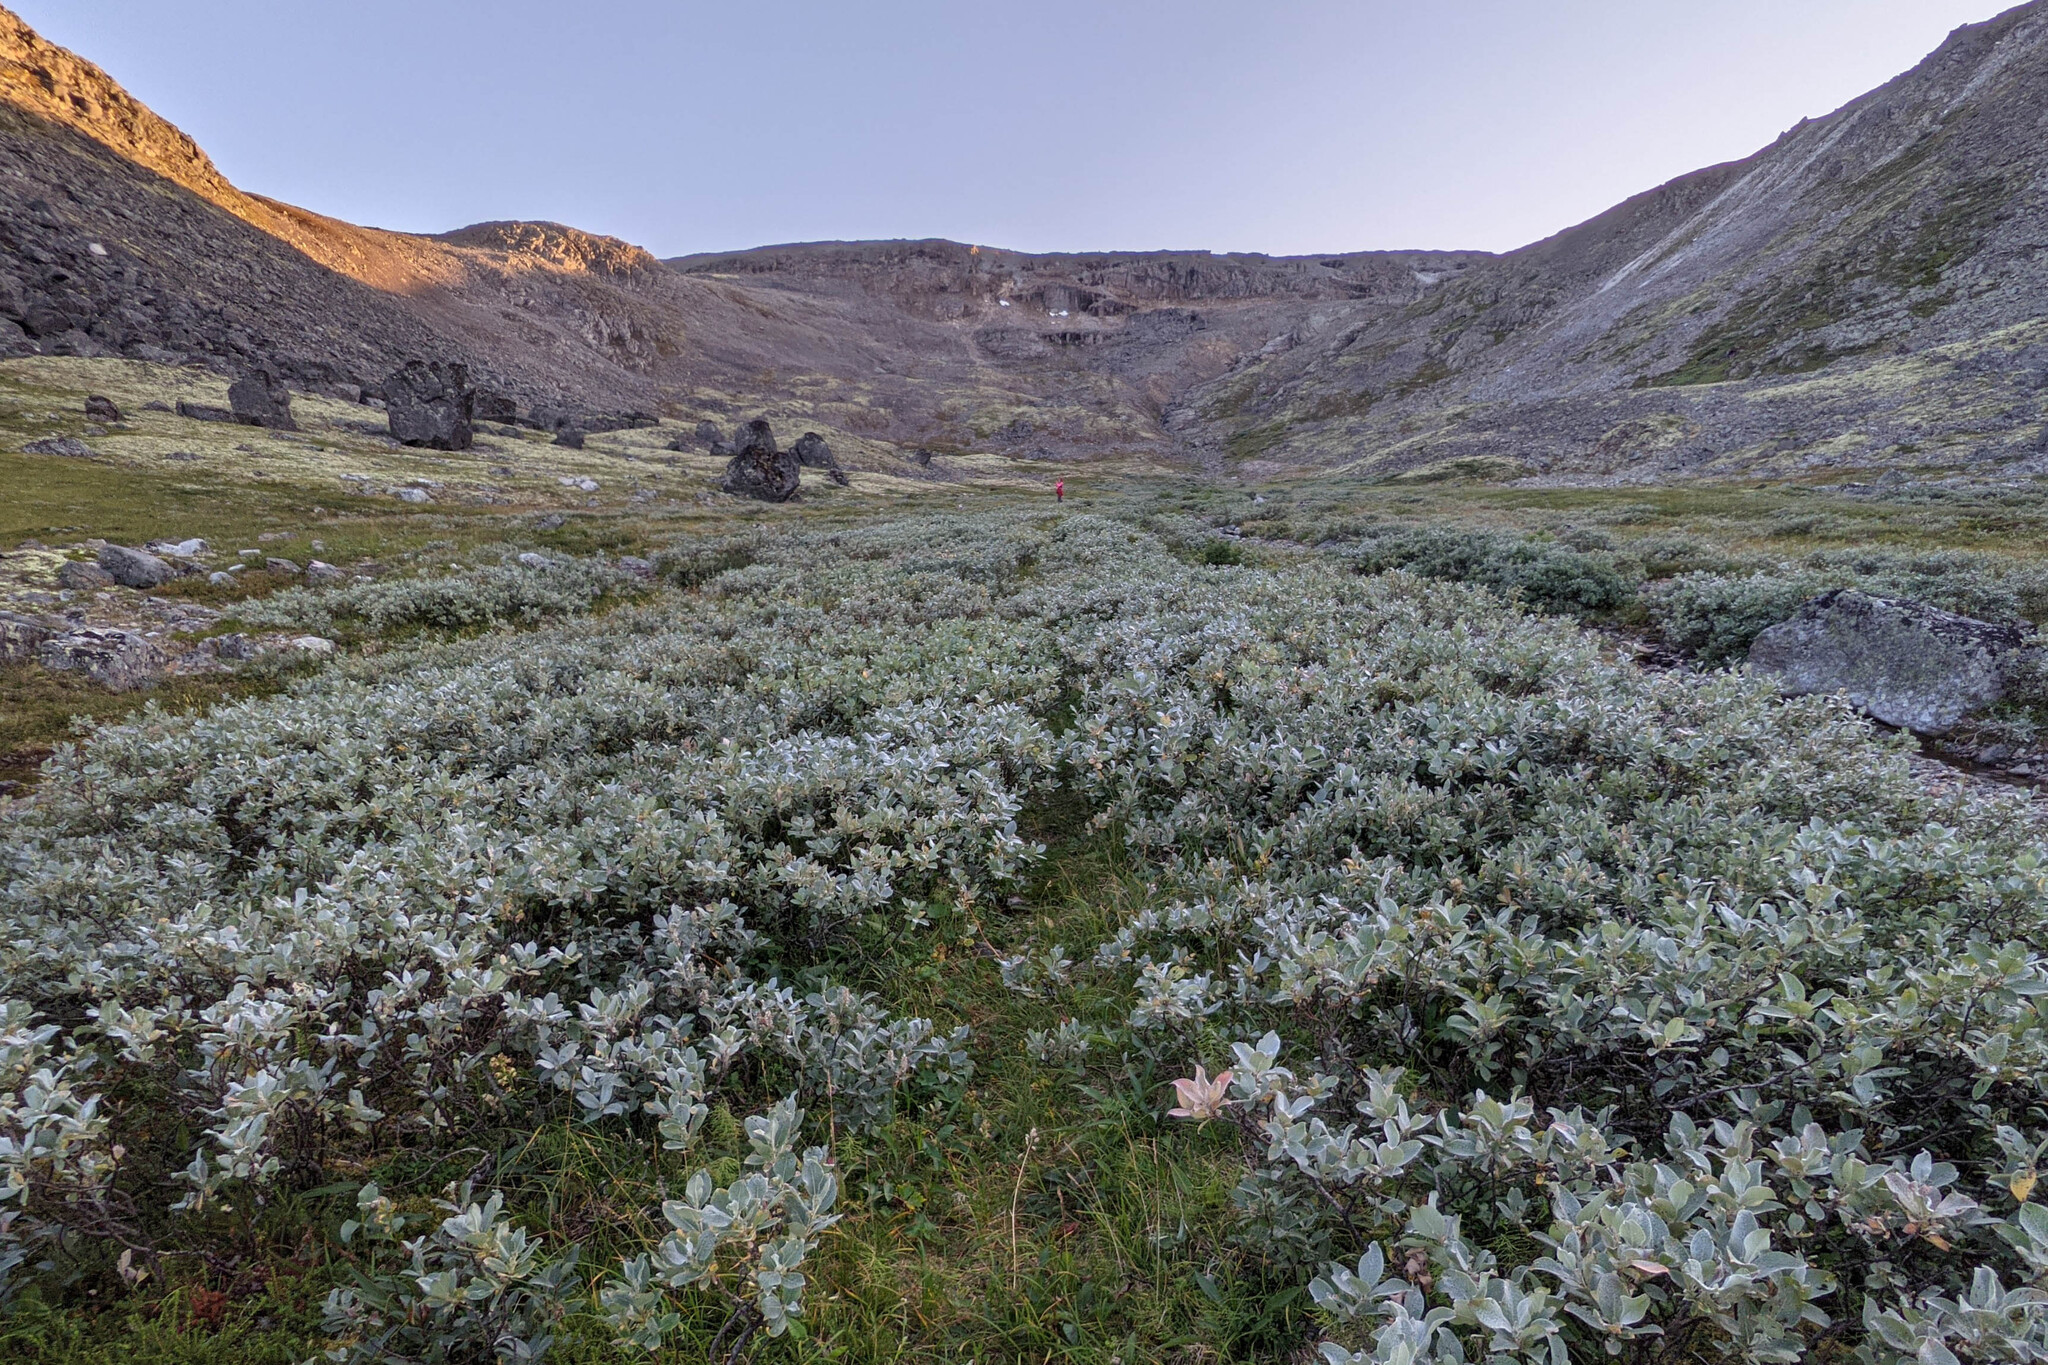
[{"left": 1177, "top": 0, "right": 2048, "bottom": 480}]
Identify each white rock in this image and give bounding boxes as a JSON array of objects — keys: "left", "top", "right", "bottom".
[
  {"left": 517, "top": 552, "right": 553, "bottom": 569},
  {"left": 291, "top": 635, "right": 337, "bottom": 656},
  {"left": 208, "top": 571, "right": 234, "bottom": 585},
  {"left": 391, "top": 487, "right": 432, "bottom": 503}
]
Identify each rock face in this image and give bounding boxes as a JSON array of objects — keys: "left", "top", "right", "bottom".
[
  {"left": 35, "top": 627, "right": 165, "bottom": 690},
  {"left": 1748, "top": 590, "right": 2027, "bottom": 734},
  {"left": 228, "top": 368, "right": 297, "bottom": 430},
  {"left": 98, "top": 543, "right": 176, "bottom": 588},
  {"left": 720, "top": 419, "right": 801, "bottom": 502},
  {"left": 384, "top": 360, "right": 475, "bottom": 450}
]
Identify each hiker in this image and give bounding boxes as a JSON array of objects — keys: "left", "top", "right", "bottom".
[{"left": 1056, "top": 479, "right": 1064, "bottom": 503}]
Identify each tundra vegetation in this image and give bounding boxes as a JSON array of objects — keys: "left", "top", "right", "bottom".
[{"left": 5, "top": 495, "right": 2048, "bottom": 1365}]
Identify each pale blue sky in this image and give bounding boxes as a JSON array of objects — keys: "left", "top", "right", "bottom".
[{"left": 13, "top": 0, "right": 2016, "bottom": 257}]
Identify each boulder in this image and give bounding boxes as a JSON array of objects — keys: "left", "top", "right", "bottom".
[
  {"left": 98, "top": 543, "right": 177, "bottom": 589},
  {"left": 793, "top": 432, "right": 851, "bottom": 486},
  {"left": 22, "top": 437, "right": 95, "bottom": 457},
  {"left": 266, "top": 557, "right": 302, "bottom": 576},
  {"left": 176, "top": 399, "right": 234, "bottom": 423},
  {"left": 473, "top": 388, "right": 518, "bottom": 424},
  {"left": 291, "top": 635, "right": 337, "bottom": 657},
  {"left": 694, "top": 419, "right": 724, "bottom": 447},
  {"left": 305, "top": 560, "right": 346, "bottom": 584},
  {"left": 57, "top": 559, "right": 114, "bottom": 590},
  {"left": 36, "top": 628, "right": 166, "bottom": 691},
  {"left": 912, "top": 448, "right": 936, "bottom": 467},
  {"left": 83, "top": 394, "right": 121, "bottom": 421},
  {"left": 0, "top": 610, "right": 55, "bottom": 663},
  {"left": 228, "top": 369, "right": 298, "bottom": 431},
  {"left": 213, "top": 633, "right": 259, "bottom": 661},
  {"left": 554, "top": 428, "right": 585, "bottom": 449},
  {"left": 1748, "top": 589, "right": 2028, "bottom": 734},
  {"left": 384, "top": 360, "right": 475, "bottom": 450},
  {"left": 720, "top": 419, "right": 801, "bottom": 502}
]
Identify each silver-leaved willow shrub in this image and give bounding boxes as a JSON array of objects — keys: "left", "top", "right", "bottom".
[{"left": 5, "top": 511, "right": 2048, "bottom": 1363}]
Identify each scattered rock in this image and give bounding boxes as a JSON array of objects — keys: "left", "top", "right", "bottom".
[
  {"left": 517, "top": 552, "right": 553, "bottom": 569},
  {"left": 384, "top": 360, "right": 475, "bottom": 450},
  {"left": 228, "top": 369, "right": 298, "bottom": 430},
  {"left": 1748, "top": 589, "right": 2028, "bottom": 734},
  {"left": 36, "top": 627, "right": 166, "bottom": 690},
  {"left": 98, "top": 544, "right": 177, "bottom": 589},
  {"left": 0, "top": 610, "right": 55, "bottom": 663},
  {"left": 532, "top": 513, "right": 566, "bottom": 530},
  {"left": 208, "top": 571, "right": 233, "bottom": 585},
  {"left": 141, "top": 400, "right": 173, "bottom": 413},
  {"left": 390, "top": 486, "right": 432, "bottom": 503},
  {"left": 557, "top": 476, "right": 599, "bottom": 492},
  {"left": 720, "top": 419, "right": 801, "bottom": 502},
  {"left": 147, "top": 537, "right": 209, "bottom": 559},
  {"left": 83, "top": 394, "right": 121, "bottom": 421},
  {"left": 618, "top": 555, "right": 655, "bottom": 578},
  {"left": 57, "top": 559, "right": 114, "bottom": 590},
  {"left": 692, "top": 420, "right": 724, "bottom": 448},
  {"left": 554, "top": 428, "right": 585, "bottom": 449},
  {"left": 291, "top": 635, "right": 336, "bottom": 657},
  {"left": 708, "top": 439, "right": 735, "bottom": 458},
  {"left": 265, "top": 557, "right": 302, "bottom": 575},
  {"left": 175, "top": 399, "right": 234, "bottom": 423},
  {"left": 214, "top": 633, "right": 259, "bottom": 661},
  {"left": 165, "top": 450, "right": 200, "bottom": 461},
  {"left": 912, "top": 448, "right": 936, "bottom": 467},
  {"left": 305, "top": 560, "right": 345, "bottom": 584},
  {"left": 22, "top": 437, "right": 95, "bottom": 457}
]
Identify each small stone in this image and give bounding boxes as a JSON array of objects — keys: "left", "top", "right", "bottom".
[
  {"left": 291, "top": 635, "right": 336, "bottom": 656},
  {"left": 265, "top": 557, "right": 302, "bottom": 575},
  {"left": 618, "top": 555, "right": 655, "bottom": 578},
  {"left": 391, "top": 487, "right": 432, "bottom": 503},
  {"left": 213, "top": 633, "right": 259, "bottom": 661},
  {"left": 142, "top": 400, "right": 173, "bottom": 413},
  {"left": 98, "top": 544, "right": 177, "bottom": 588},
  {"left": 84, "top": 394, "right": 122, "bottom": 422},
  {"left": 517, "top": 552, "right": 553, "bottom": 569},
  {"left": 305, "top": 560, "right": 345, "bottom": 584},
  {"left": 175, "top": 399, "right": 234, "bottom": 423},
  {"left": 556, "top": 476, "right": 599, "bottom": 492},
  {"left": 208, "top": 571, "right": 234, "bottom": 585}
]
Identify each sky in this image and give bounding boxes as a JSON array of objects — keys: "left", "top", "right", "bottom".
[{"left": 11, "top": 0, "right": 2019, "bottom": 258}]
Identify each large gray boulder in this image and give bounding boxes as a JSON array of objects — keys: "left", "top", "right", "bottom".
[
  {"left": 384, "top": 361, "right": 475, "bottom": 450},
  {"left": 228, "top": 368, "right": 298, "bottom": 431},
  {"left": 1748, "top": 589, "right": 2027, "bottom": 734},
  {"left": 36, "top": 628, "right": 166, "bottom": 691},
  {"left": 98, "top": 543, "right": 177, "bottom": 589},
  {"left": 720, "top": 419, "right": 801, "bottom": 502}
]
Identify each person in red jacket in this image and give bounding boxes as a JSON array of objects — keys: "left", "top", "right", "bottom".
[{"left": 1055, "top": 479, "right": 1064, "bottom": 503}]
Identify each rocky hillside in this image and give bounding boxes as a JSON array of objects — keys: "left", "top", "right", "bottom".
[
  {"left": 3, "top": 0, "right": 2044, "bottom": 475},
  {"left": 1178, "top": 1, "right": 2048, "bottom": 480}
]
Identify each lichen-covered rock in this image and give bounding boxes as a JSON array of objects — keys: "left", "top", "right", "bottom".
[
  {"left": 1747, "top": 589, "right": 2026, "bottom": 733},
  {"left": 57, "top": 559, "right": 114, "bottom": 589},
  {"left": 0, "top": 610, "right": 54, "bottom": 663},
  {"left": 228, "top": 368, "right": 297, "bottom": 430},
  {"left": 35, "top": 627, "right": 166, "bottom": 690},
  {"left": 98, "top": 543, "right": 176, "bottom": 588},
  {"left": 384, "top": 360, "right": 475, "bottom": 451},
  {"left": 83, "top": 393, "right": 120, "bottom": 421},
  {"left": 22, "top": 436, "right": 95, "bottom": 457},
  {"left": 720, "top": 419, "right": 801, "bottom": 502}
]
